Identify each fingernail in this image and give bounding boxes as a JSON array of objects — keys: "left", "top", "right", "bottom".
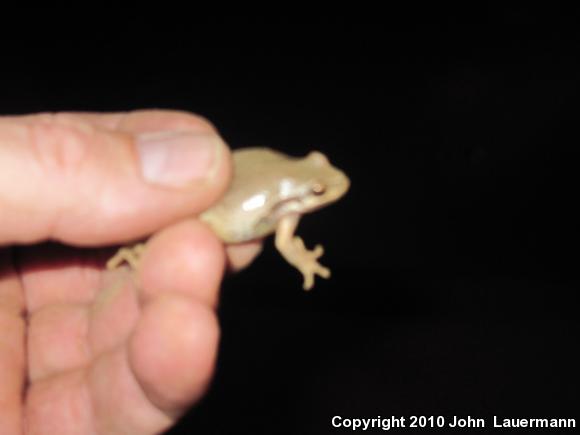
[{"left": 136, "top": 131, "right": 223, "bottom": 187}]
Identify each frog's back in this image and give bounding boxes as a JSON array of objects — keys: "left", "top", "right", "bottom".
[
  {"left": 232, "top": 147, "right": 291, "bottom": 179},
  {"left": 199, "top": 148, "right": 292, "bottom": 243}
]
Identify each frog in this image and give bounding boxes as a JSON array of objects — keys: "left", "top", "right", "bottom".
[{"left": 107, "top": 147, "right": 350, "bottom": 290}]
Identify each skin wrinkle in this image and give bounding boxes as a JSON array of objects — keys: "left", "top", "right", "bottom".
[
  {"left": 25, "top": 370, "right": 94, "bottom": 435},
  {"left": 10, "top": 252, "right": 27, "bottom": 390},
  {"left": 27, "top": 302, "right": 92, "bottom": 383},
  {"left": 18, "top": 246, "right": 102, "bottom": 314},
  {"left": 0, "top": 249, "right": 25, "bottom": 316},
  {"left": 0, "top": 248, "right": 26, "bottom": 434},
  {"left": 30, "top": 122, "right": 97, "bottom": 243},
  {"left": 23, "top": 123, "right": 81, "bottom": 243},
  {"left": 89, "top": 281, "right": 138, "bottom": 358},
  {"left": 28, "top": 120, "right": 89, "bottom": 177},
  {"left": 81, "top": 373, "right": 97, "bottom": 435}
]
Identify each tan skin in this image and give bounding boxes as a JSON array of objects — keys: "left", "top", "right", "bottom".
[{"left": 0, "top": 110, "right": 260, "bottom": 434}]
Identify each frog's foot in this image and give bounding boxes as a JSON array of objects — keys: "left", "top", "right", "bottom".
[
  {"left": 106, "top": 243, "right": 146, "bottom": 270},
  {"left": 289, "top": 237, "right": 331, "bottom": 291}
]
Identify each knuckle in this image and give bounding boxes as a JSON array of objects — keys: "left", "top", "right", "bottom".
[{"left": 27, "top": 113, "right": 94, "bottom": 176}]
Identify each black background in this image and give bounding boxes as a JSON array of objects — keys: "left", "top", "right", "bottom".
[{"left": 2, "top": 7, "right": 579, "bottom": 434}]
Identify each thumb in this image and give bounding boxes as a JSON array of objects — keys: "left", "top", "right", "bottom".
[{"left": 0, "top": 110, "right": 231, "bottom": 246}]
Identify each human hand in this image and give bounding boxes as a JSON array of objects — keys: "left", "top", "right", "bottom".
[{"left": 0, "top": 110, "right": 254, "bottom": 434}]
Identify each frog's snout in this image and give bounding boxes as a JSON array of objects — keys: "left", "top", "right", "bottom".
[{"left": 329, "top": 169, "right": 350, "bottom": 201}]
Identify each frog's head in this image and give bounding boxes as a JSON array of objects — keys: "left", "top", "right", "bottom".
[{"left": 295, "top": 151, "right": 350, "bottom": 212}]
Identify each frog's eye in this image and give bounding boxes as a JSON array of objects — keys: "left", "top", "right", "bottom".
[
  {"left": 307, "top": 151, "right": 329, "bottom": 166},
  {"left": 311, "top": 182, "right": 326, "bottom": 195}
]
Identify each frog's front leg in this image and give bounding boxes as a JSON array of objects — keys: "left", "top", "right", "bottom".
[
  {"left": 274, "top": 214, "right": 330, "bottom": 290},
  {"left": 106, "top": 243, "right": 146, "bottom": 270}
]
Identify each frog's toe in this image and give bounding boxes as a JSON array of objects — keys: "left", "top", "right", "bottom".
[
  {"left": 302, "top": 272, "right": 315, "bottom": 291},
  {"left": 300, "top": 262, "right": 330, "bottom": 289},
  {"left": 107, "top": 243, "right": 145, "bottom": 270},
  {"left": 316, "top": 264, "right": 331, "bottom": 279},
  {"left": 312, "top": 244, "right": 324, "bottom": 258}
]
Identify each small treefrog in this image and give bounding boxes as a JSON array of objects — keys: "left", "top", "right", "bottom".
[{"left": 107, "top": 147, "right": 350, "bottom": 290}]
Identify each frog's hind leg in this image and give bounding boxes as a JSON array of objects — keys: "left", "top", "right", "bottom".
[
  {"left": 106, "top": 243, "right": 146, "bottom": 270},
  {"left": 274, "top": 214, "right": 331, "bottom": 291}
]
